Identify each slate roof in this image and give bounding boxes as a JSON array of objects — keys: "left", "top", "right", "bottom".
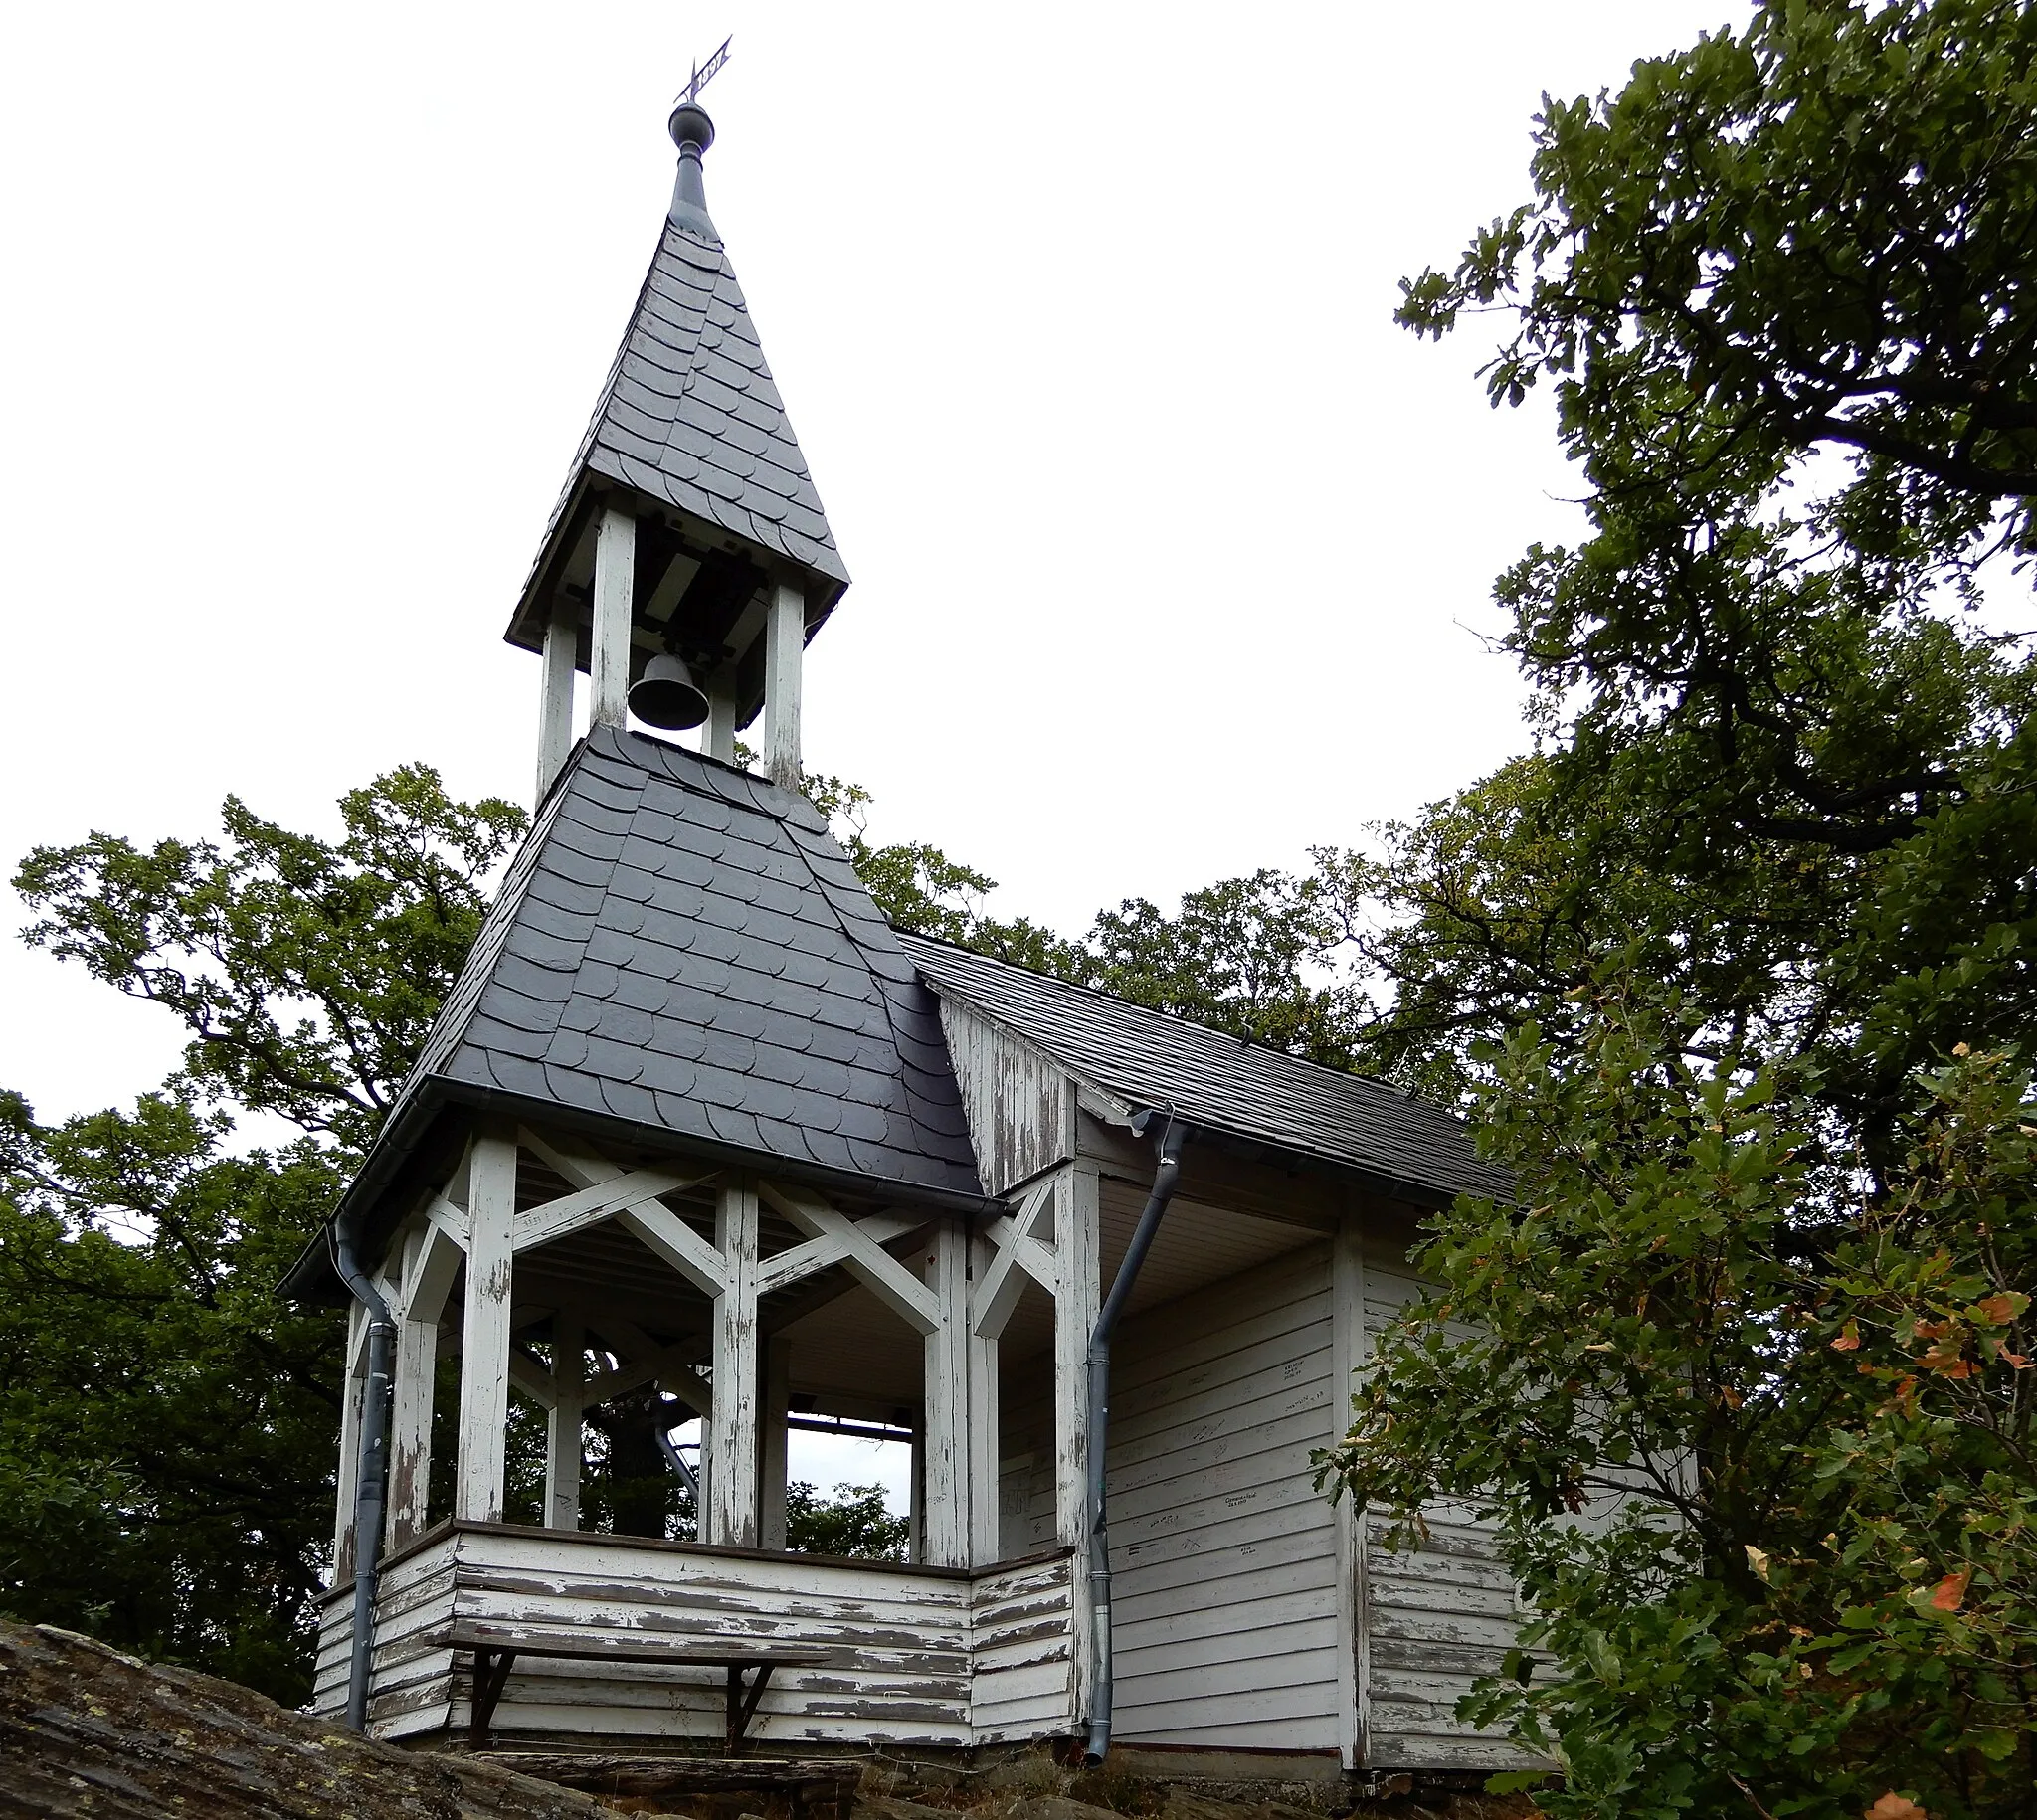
[
  {"left": 514, "top": 140, "right": 849, "bottom": 628},
  {"left": 897, "top": 933, "right": 1513, "bottom": 1205},
  {"left": 364, "top": 727, "right": 983, "bottom": 1208}
]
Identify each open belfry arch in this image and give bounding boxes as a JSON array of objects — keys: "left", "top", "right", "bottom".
[{"left": 288, "top": 84, "right": 1533, "bottom": 1782}]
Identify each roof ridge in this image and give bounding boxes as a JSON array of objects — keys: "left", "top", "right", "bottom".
[{"left": 892, "top": 926, "right": 1416, "bottom": 1103}]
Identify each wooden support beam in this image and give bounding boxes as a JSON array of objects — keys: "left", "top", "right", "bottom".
[
  {"left": 752, "top": 1209, "right": 922, "bottom": 1298},
  {"left": 967, "top": 1227, "right": 1002, "bottom": 1567},
  {"left": 582, "top": 1315, "right": 713, "bottom": 1416},
  {"left": 760, "top": 1335, "right": 791, "bottom": 1550},
  {"left": 390, "top": 1218, "right": 462, "bottom": 1548},
  {"left": 1333, "top": 1214, "right": 1371, "bottom": 1770},
  {"left": 758, "top": 1181, "right": 941, "bottom": 1335},
  {"left": 971, "top": 1176, "right": 1057, "bottom": 1340},
  {"left": 704, "top": 672, "right": 739, "bottom": 766},
  {"left": 920, "top": 1218, "right": 970, "bottom": 1567},
  {"left": 591, "top": 508, "right": 636, "bottom": 730},
  {"left": 762, "top": 581, "right": 804, "bottom": 789},
  {"left": 513, "top": 1166, "right": 709, "bottom": 1254},
  {"left": 536, "top": 598, "right": 578, "bottom": 805},
  {"left": 708, "top": 1176, "right": 761, "bottom": 1547},
  {"left": 456, "top": 1129, "right": 518, "bottom": 1523},
  {"left": 547, "top": 1311, "right": 584, "bottom": 1532},
  {"left": 517, "top": 1125, "right": 726, "bottom": 1295},
  {"left": 426, "top": 1194, "right": 469, "bottom": 1251},
  {"left": 1053, "top": 1162, "right": 1102, "bottom": 1720},
  {"left": 619, "top": 1200, "right": 727, "bottom": 1298},
  {"left": 508, "top": 1347, "right": 556, "bottom": 1409}
]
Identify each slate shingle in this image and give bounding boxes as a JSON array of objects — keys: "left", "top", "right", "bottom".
[
  {"left": 536, "top": 213, "right": 846, "bottom": 596},
  {"left": 895, "top": 933, "right": 1513, "bottom": 1206},
  {"left": 379, "top": 727, "right": 981, "bottom": 1202}
]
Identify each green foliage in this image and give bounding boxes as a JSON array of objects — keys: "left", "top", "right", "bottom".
[
  {"left": 1323, "top": 2, "right": 2037, "bottom": 1811},
  {"left": 784, "top": 1481, "right": 909, "bottom": 1561},
  {"left": 14, "top": 765, "right": 525, "bottom": 1150},
  {"left": 1327, "top": 1001, "right": 2037, "bottom": 1816},
  {"left": 807, "top": 762, "right": 1385, "bottom": 1066},
  {"left": 1, "top": 767, "right": 524, "bottom": 1701},
  {"left": 0, "top": 1088, "right": 349, "bottom": 1702},
  {"left": 1399, "top": 0, "right": 2037, "bottom": 574}
]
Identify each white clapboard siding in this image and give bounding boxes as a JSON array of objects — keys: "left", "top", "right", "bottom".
[
  {"left": 971, "top": 1554, "right": 1078, "bottom": 1740},
  {"left": 930, "top": 994, "right": 1076, "bottom": 1195},
  {"left": 1360, "top": 1252, "right": 1540, "bottom": 1773},
  {"left": 1104, "top": 1240, "right": 1342, "bottom": 1751},
  {"left": 313, "top": 1539, "right": 460, "bottom": 1736},
  {"left": 999, "top": 1365, "right": 1060, "bottom": 1558},
  {"left": 457, "top": 1528, "right": 972, "bottom": 1745},
  {"left": 317, "top": 1525, "right": 1077, "bottom": 1748}
]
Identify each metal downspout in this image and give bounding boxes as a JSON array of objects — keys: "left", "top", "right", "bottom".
[
  {"left": 1084, "top": 1111, "right": 1189, "bottom": 1765},
  {"left": 329, "top": 1219, "right": 396, "bottom": 1734}
]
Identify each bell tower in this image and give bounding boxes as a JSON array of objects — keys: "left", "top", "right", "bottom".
[{"left": 505, "top": 96, "right": 850, "bottom": 802}]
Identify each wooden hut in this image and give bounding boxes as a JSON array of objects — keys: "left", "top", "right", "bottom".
[{"left": 288, "top": 95, "right": 1527, "bottom": 1785}]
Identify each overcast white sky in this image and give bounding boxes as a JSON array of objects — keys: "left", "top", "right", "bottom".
[
  {"left": 0, "top": 0, "right": 1741, "bottom": 1127},
  {"left": 0, "top": 0, "right": 1742, "bottom": 1511}
]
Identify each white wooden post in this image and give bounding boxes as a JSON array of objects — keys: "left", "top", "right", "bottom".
[
  {"left": 760, "top": 1336, "right": 791, "bottom": 1549},
  {"left": 389, "top": 1219, "right": 462, "bottom": 1548},
  {"left": 708, "top": 1175, "right": 761, "bottom": 1547},
  {"left": 704, "top": 673, "right": 739, "bottom": 767},
  {"left": 762, "top": 581, "right": 804, "bottom": 789},
  {"left": 1054, "top": 1162, "right": 1102, "bottom": 1716},
  {"left": 967, "top": 1227, "right": 1003, "bottom": 1566},
  {"left": 333, "top": 1300, "right": 367, "bottom": 1582},
  {"left": 921, "top": 1217, "right": 970, "bottom": 1567},
  {"left": 547, "top": 1310, "right": 585, "bottom": 1532},
  {"left": 456, "top": 1129, "right": 518, "bottom": 1523},
  {"left": 1333, "top": 1214, "right": 1372, "bottom": 1769},
  {"left": 535, "top": 598, "right": 578, "bottom": 804},
  {"left": 591, "top": 507, "right": 636, "bottom": 730}
]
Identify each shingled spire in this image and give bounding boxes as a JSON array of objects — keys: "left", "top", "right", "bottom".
[{"left": 510, "top": 100, "right": 848, "bottom": 800}]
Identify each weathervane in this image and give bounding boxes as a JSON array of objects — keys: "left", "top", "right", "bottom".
[{"left": 678, "top": 35, "right": 732, "bottom": 109}]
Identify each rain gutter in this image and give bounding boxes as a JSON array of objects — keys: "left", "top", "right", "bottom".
[{"left": 1083, "top": 1109, "right": 1189, "bottom": 1764}]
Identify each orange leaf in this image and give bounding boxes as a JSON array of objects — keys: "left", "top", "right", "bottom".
[
  {"left": 1931, "top": 1570, "right": 1971, "bottom": 1613},
  {"left": 1975, "top": 1291, "right": 2028, "bottom": 1326},
  {"left": 1867, "top": 1795, "right": 1927, "bottom": 1820},
  {"left": 1919, "top": 1339, "right": 1974, "bottom": 1376},
  {"left": 1831, "top": 1322, "right": 1861, "bottom": 1352}
]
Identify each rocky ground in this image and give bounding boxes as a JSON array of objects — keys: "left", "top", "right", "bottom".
[{"left": 0, "top": 1620, "right": 1535, "bottom": 1820}]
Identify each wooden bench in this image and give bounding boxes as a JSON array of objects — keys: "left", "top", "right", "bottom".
[{"left": 426, "top": 1621, "right": 828, "bottom": 1751}]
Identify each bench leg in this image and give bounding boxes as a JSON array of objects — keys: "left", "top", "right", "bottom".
[
  {"left": 469, "top": 1646, "right": 518, "bottom": 1748},
  {"left": 725, "top": 1662, "right": 777, "bottom": 1755}
]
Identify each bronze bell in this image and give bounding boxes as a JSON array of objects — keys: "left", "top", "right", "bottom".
[{"left": 628, "top": 651, "right": 710, "bottom": 730}]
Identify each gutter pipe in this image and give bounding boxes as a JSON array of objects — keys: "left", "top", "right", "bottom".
[
  {"left": 655, "top": 1414, "right": 701, "bottom": 1500},
  {"left": 1084, "top": 1110, "right": 1190, "bottom": 1765},
  {"left": 329, "top": 1217, "right": 397, "bottom": 1733}
]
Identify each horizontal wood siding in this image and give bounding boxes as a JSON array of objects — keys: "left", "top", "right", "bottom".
[
  {"left": 932, "top": 995, "right": 1073, "bottom": 1195},
  {"left": 318, "top": 1527, "right": 1075, "bottom": 1747},
  {"left": 1361, "top": 1254, "right": 1537, "bottom": 1772},
  {"left": 1106, "top": 1241, "right": 1342, "bottom": 1751},
  {"left": 999, "top": 1365, "right": 1058, "bottom": 1559},
  {"left": 454, "top": 1528, "right": 973, "bottom": 1745},
  {"left": 971, "top": 1554, "right": 1077, "bottom": 1740},
  {"left": 313, "top": 1537, "right": 460, "bottom": 1738}
]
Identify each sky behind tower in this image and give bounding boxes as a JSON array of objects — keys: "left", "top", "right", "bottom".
[{"left": 0, "top": 0, "right": 1734, "bottom": 1126}]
